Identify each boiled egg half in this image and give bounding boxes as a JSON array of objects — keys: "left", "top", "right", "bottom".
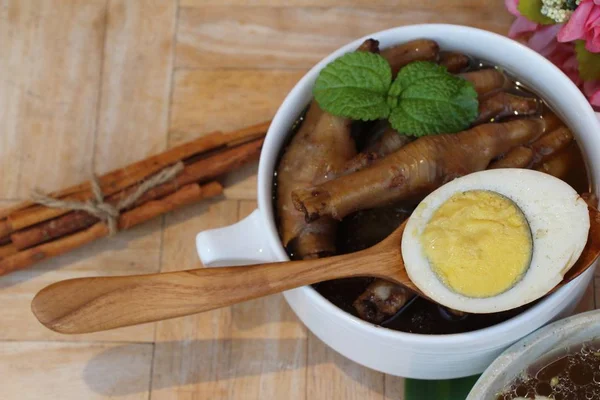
[{"left": 401, "top": 169, "right": 590, "bottom": 313}]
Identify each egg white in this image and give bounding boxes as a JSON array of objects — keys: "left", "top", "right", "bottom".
[{"left": 401, "top": 169, "right": 590, "bottom": 313}]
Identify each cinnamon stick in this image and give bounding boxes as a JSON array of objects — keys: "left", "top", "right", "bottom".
[
  {"left": 0, "top": 220, "right": 11, "bottom": 239},
  {"left": 115, "top": 137, "right": 263, "bottom": 207},
  {"left": 4, "top": 121, "right": 269, "bottom": 234},
  {"left": 11, "top": 212, "right": 97, "bottom": 250},
  {"left": 0, "top": 203, "right": 34, "bottom": 220},
  {"left": 0, "top": 231, "right": 11, "bottom": 246},
  {"left": 0, "top": 244, "right": 17, "bottom": 259},
  {"left": 9, "top": 138, "right": 263, "bottom": 250},
  {"left": 167, "top": 137, "right": 263, "bottom": 192},
  {"left": 0, "top": 182, "right": 223, "bottom": 276},
  {"left": 0, "top": 224, "right": 110, "bottom": 277},
  {"left": 119, "top": 181, "right": 222, "bottom": 230}
]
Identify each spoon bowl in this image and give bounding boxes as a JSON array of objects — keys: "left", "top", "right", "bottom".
[{"left": 31, "top": 206, "right": 600, "bottom": 334}]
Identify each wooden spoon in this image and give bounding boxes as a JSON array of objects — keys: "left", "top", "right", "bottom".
[{"left": 31, "top": 207, "right": 600, "bottom": 335}]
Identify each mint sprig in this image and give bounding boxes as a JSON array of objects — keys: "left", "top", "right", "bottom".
[
  {"left": 389, "top": 62, "right": 478, "bottom": 136},
  {"left": 314, "top": 52, "right": 392, "bottom": 120},
  {"left": 313, "top": 54, "right": 479, "bottom": 137}
]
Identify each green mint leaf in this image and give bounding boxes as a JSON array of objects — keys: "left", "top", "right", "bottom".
[
  {"left": 314, "top": 52, "right": 392, "bottom": 121},
  {"left": 575, "top": 40, "right": 600, "bottom": 81},
  {"left": 388, "top": 61, "right": 478, "bottom": 137},
  {"left": 518, "top": 0, "right": 555, "bottom": 24},
  {"left": 388, "top": 62, "right": 449, "bottom": 104}
]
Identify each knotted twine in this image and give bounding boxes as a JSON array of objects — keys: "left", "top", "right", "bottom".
[{"left": 31, "top": 161, "right": 185, "bottom": 236}]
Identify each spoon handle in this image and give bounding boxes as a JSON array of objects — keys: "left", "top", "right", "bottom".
[{"left": 31, "top": 250, "right": 398, "bottom": 334}]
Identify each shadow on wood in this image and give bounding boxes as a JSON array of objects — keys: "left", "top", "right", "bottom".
[{"left": 83, "top": 338, "right": 386, "bottom": 396}]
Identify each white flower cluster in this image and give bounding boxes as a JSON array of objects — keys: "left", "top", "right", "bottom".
[{"left": 540, "top": 0, "right": 581, "bottom": 23}]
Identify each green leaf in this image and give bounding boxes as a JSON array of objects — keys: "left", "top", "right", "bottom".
[
  {"left": 390, "top": 61, "right": 450, "bottom": 93},
  {"left": 518, "top": 0, "right": 555, "bottom": 24},
  {"left": 313, "top": 52, "right": 392, "bottom": 121},
  {"left": 387, "top": 61, "right": 449, "bottom": 107},
  {"left": 404, "top": 375, "right": 481, "bottom": 400},
  {"left": 575, "top": 40, "right": 600, "bottom": 81},
  {"left": 388, "top": 61, "right": 479, "bottom": 137}
]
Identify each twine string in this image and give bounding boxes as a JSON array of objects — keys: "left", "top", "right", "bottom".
[{"left": 31, "top": 161, "right": 185, "bottom": 236}]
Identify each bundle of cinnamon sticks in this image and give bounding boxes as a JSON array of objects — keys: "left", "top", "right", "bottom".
[{"left": 0, "top": 121, "right": 270, "bottom": 276}]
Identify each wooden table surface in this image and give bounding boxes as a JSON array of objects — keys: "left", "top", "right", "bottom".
[{"left": 0, "top": 1, "right": 597, "bottom": 399}]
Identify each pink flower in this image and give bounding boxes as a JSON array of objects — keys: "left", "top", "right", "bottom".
[
  {"left": 530, "top": 31, "right": 600, "bottom": 108},
  {"left": 509, "top": 16, "right": 540, "bottom": 37},
  {"left": 584, "top": 80, "right": 600, "bottom": 107},
  {"left": 528, "top": 24, "right": 563, "bottom": 56},
  {"left": 506, "top": 0, "right": 539, "bottom": 38},
  {"left": 531, "top": 27, "right": 584, "bottom": 85},
  {"left": 504, "top": 0, "right": 600, "bottom": 109},
  {"left": 505, "top": 0, "right": 520, "bottom": 16},
  {"left": 557, "top": 0, "right": 600, "bottom": 53}
]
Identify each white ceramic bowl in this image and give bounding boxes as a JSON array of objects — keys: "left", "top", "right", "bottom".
[
  {"left": 196, "top": 24, "right": 600, "bottom": 379},
  {"left": 467, "top": 309, "right": 600, "bottom": 399}
]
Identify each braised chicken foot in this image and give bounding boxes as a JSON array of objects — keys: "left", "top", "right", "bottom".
[
  {"left": 276, "top": 40, "right": 379, "bottom": 259},
  {"left": 381, "top": 39, "right": 439, "bottom": 77},
  {"left": 489, "top": 126, "right": 574, "bottom": 169},
  {"left": 353, "top": 279, "right": 414, "bottom": 323},
  {"left": 439, "top": 51, "right": 470, "bottom": 73},
  {"left": 460, "top": 69, "right": 510, "bottom": 96},
  {"left": 292, "top": 118, "right": 547, "bottom": 222},
  {"left": 475, "top": 92, "right": 540, "bottom": 124}
]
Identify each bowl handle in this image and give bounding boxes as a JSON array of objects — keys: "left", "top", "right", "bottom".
[{"left": 196, "top": 209, "right": 277, "bottom": 267}]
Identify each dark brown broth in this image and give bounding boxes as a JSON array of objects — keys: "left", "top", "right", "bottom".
[
  {"left": 272, "top": 53, "right": 590, "bottom": 335},
  {"left": 496, "top": 340, "right": 600, "bottom": 400}
]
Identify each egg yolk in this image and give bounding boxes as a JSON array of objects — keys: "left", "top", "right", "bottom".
[{"left": 420, "top": 190, "right": 532, "bottom": 298}]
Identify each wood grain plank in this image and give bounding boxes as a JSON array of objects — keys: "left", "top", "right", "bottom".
[
  {"left": 0, "top": 0, "right": 105, "bottom": 198},
  {"left": 0, "top": 220, "right": 162, "bottom": 342},
  {"left": 225, "top": 200, "right": 307, "bottom": 400},
  {"left": 0, "top": 0, "right": 179, "bottom": 342},
  {"left": 0, "top": 200, "right": 20, "bottom": 207},
  {"left": 181, "top": 0, "right": 492, "bottom": 6},
  {"left": 169, "top": 70, "right": 302, "bottom": 200},
  {"left": 384, "top": 375, "right": 406, "bottom": 400},
  {"left": 151, "top": 200, "right": 238, "bottom": 400},
  {"left": 169, "top": 70, "right": 302, "bottom": 142},
  {"left": 0, "top": 0, "right": 163, "bottom": 343},
  {"left": 175, "top": 5, "right": 512, "bottom": 69},
  {"left": 0, "top": 2, "right": 25, "bottom": 198},
  {"left": 0, "top": 341, "right": 152, "bottom": 400},
  {"left": 94, "top": 0, "right": 177, "bottom": 173},
  {"left": 307, "top": 332, "right": 384, "bottom": 400}
]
